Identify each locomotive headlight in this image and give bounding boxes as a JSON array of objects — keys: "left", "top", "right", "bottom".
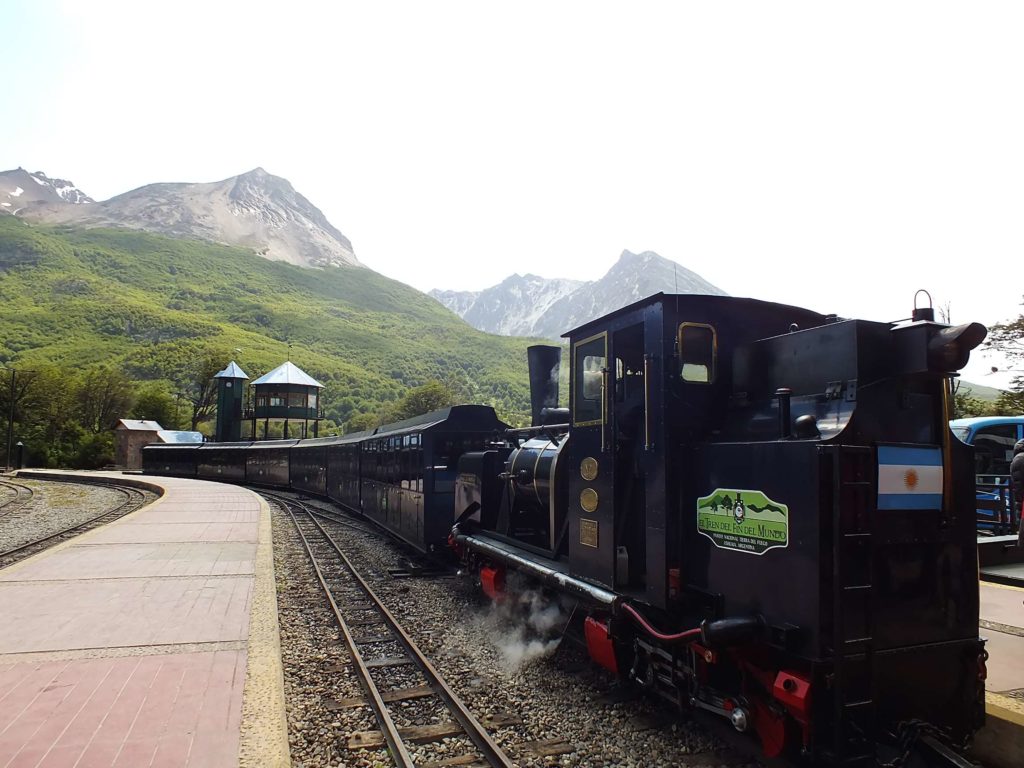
[
  {"left": 927, "top": 322, "right": 987, "bottom": 373},
  {"left": 892, "top": 320, "right": 988, "bottom": 376}
]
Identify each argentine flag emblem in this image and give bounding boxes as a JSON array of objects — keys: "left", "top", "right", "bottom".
[{"left": 877, "top": 446, "right": 943, "bottom": 510}]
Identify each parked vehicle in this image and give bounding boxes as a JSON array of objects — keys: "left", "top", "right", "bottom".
[{"left": 950, "top": 415, "right": 1024, "bottom": 534}]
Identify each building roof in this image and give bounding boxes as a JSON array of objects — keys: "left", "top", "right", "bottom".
[
  {"left": 214, "top": 361, "right": 249, "bottom": 380},
  {"left": 116, "top": 419, "right": 163, "bottom": 431},
  {"left": 250, "top": 361, "right": 323, "bottom": 388},
  {"left": 156, "top": 430, "right": 204, "bottom": 444}
]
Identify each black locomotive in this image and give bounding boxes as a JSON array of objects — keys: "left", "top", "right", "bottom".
[{"left": 143, "top": 292, "right": 988, "bottom": 766}]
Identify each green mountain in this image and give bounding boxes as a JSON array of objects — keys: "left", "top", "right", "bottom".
[
  {"left": 0, "top": 214, "right": 538, "bottom": 427},
  {"left": 958, "top": 380, "right": 1004, "bottom": 403}
]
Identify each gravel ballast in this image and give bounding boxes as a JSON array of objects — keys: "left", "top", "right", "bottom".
[
  {"left": 271, "top": 495, "right": 758, "bottom": 768},
  {"left": 0, "top": 477, "right": 154, "bottom": 554}
]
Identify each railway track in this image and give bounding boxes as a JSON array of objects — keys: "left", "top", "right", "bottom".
[
  {"left": 0, "top": 483, "right": 151, "bottom": 570},
  {"left": 270, "top": 491, "right": 515, "bottom": 768},
  {"left": 0, "top": 478, "right": 35, "bottom": 512}
]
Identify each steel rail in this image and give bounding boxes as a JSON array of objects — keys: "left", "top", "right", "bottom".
[
  {"left": 0, "top": 479, "right": 34, "bottom": 512},
  {"left": 283, "top": 499, "right": 416, "bottom": 767},
  {"left": 0, "top": 484, "right": 148, "bottom": 566},
  {"left": 276, "top": 492, "right": 515, "bottom": 768}
]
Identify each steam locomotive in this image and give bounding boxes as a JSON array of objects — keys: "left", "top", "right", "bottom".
[{"left": 143, "top": 292, "right": 988, "bottom": 766}]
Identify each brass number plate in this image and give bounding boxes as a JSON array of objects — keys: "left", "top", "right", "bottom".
[
  {"left": 580, "top": 518, "right": 599, "bottom": 548},
  {"left": 580, "top": 457, "right": 598, "bottom": 481}
]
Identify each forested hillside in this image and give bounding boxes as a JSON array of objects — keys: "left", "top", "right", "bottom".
[{"left": 0, "top": 216, "right": 538, "bottom": 435}]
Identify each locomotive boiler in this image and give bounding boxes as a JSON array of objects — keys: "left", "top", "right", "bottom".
[{"left": 450, "top": 293, "right": 988, "bottom": 765}]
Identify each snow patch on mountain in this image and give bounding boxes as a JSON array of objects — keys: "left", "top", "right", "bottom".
[{"left": 0, "top": 168, "right": 94, "bottom": 213}]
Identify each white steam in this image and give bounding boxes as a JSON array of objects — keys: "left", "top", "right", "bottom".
[{"left": 476, "top": 574, "right": 573, "bottom": 673}]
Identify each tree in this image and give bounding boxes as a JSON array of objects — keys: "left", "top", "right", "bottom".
[
  {"left": 953, "top": 386, "right": 987, "bottom": 419},
  {"left": 986, "top": 299, "right": 1024, "bottom": 366},
  {"left": 176, "top": 349, "right": 232, "bottom": 431},
  {"left": 75, "top": 365, "right": 136, "bottom": 433},
  {"left": 12, "top": 366, "right": 79, "bottom": 467},
  {"left": 344, "top": 412, "right": 378, "bottom": 434},
  {"left": 343, "top": 380, "right": 459, "bottom": 432},
  {"left": 0, "top": 367, "right": 40, "bottom": 466},
  {"left": 986, "top": 297, "right": 1024, "bottom": 413},
  {"left": 386, "top": 380, "right": 458, "bottom": 423},
  {"left": 131, "top": 382, "right": 180, "bottom": 429},
  {"left": 993, "top": 388, "right": 1024, "bottom": 416}
]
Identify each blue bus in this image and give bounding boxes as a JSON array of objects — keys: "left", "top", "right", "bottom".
[{"left": 950, "top": 415, "right": 1024, "bottom": 534}]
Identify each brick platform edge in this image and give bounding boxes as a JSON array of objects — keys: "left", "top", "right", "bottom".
[{"left": 238, "top": 494, "right": 290, "bottom": 767}]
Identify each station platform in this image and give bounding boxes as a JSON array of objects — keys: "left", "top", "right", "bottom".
[
  {"left": 0, "top": 471, "right": 287, "bottom": 768},
  {"left": 978, "top": 535, "right": 1024, "bottom": 587},
  {"left": 975, "top": 579, "right": 1024, "bottom": 767}
]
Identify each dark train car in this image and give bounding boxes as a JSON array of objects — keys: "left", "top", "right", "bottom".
[
  {"left": 324, "top": 430, "right": 374, "bottom": 512},
  {"left": 363, "top": 405, "right": 506, "bottom": 552},
  {"left": 246, "top": 439, "right": 298, "bottom": 487},
  {"left": 141, "top": 443, "right": 200, "bottom": 477},
  {"left": 197, "top": 441, "right": 251, "bottom": 481},
  {"left": 452, "top": 293, "right": 988, "bottom": 765},
  {"left": 289, "top": 436, "right": 336, "bottom": 497}
]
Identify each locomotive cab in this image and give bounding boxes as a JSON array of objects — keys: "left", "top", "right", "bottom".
[{"left": 562, "top": 294, "right": 830, "bottom": 608}]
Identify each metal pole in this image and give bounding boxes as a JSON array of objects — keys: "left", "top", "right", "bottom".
[{"left": 6, "top": 368, "right": 14, "bottom": 472}]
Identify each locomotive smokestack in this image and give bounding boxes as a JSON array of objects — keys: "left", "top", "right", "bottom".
[{"left": 527, "top": 345, "right": 561, "bottom": 427}]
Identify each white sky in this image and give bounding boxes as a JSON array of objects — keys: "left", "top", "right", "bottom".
[{"left": 3, "top": 1, "right": 1022, "bottom": 385}]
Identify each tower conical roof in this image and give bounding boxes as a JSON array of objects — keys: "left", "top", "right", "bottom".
[
  {"left": 214, "top": 361, "right": 249, "bottom": 379},
  {"left": 250, "top": 361, "right": 323, "bottom": 388}
]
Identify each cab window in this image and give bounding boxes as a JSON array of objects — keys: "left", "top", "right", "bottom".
[
  {"left": 678, "top": 323, "right": 716, "bottom": 383},
  {"left": 573, "top": 334, "right": 607, "bottom": 425}
]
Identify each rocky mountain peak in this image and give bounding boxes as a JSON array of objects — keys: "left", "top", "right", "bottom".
[
  {"left": 432, "top": 250, "right": 726, "bottom": 339},
  {"left": 0, "top": 168, "right": 94, "bottom": 212},
  {"left": 8, "top": 167, "right": 359, "bottom": 269}
]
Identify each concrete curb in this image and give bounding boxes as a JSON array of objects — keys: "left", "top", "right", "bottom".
[
  {"left": 14, "top": 469, "right": 169, "bottom": 498},
  {"left": 239, "top": 491, "right": 291, "bottom": 767}
]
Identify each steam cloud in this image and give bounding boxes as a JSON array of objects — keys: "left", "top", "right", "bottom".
[{"left": 476, "top": 574, "right": 572, "bottom": 673}]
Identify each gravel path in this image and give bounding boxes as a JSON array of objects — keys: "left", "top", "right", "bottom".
[
  {"left": 0, "top": 477, "right": 154, "bottom": 555},
  {"left": 271, "top": 495, "right": 759, "bottom": 768}
]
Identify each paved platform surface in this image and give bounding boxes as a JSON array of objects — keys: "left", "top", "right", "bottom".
[
  {"left": 976, "top": 579, "right": 1024, "bottom": 768},
  {"left": 0, "top": 472, "right": 287, "bottom": 768}
]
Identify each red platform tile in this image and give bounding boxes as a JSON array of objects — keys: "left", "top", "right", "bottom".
[
  {"left": 0, "top": 542, "right": 256, "bottom": 582},
  {"left": 0, "top": 652, "right": 246, "bottom": 768},
  {"left": 0, "top": 475, "right": 266, "bottom": 767},
  {"left": 0, "top": 577, "right": 253, "bottom": 653},
  {"left": 85, "top": 523, "right": 258, "bottom": 545}
]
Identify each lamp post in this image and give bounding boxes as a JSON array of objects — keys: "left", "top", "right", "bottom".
[
  {"left": 5, "top": 368, "right": 14, "bottom": 472},
  {"left": 15, "top": 441, "right": 24, "bottom": 470}
]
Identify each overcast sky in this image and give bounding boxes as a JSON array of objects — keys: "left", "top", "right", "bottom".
[{"left": 3, "top": 1, "right": 1022, "bottom": 385}]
